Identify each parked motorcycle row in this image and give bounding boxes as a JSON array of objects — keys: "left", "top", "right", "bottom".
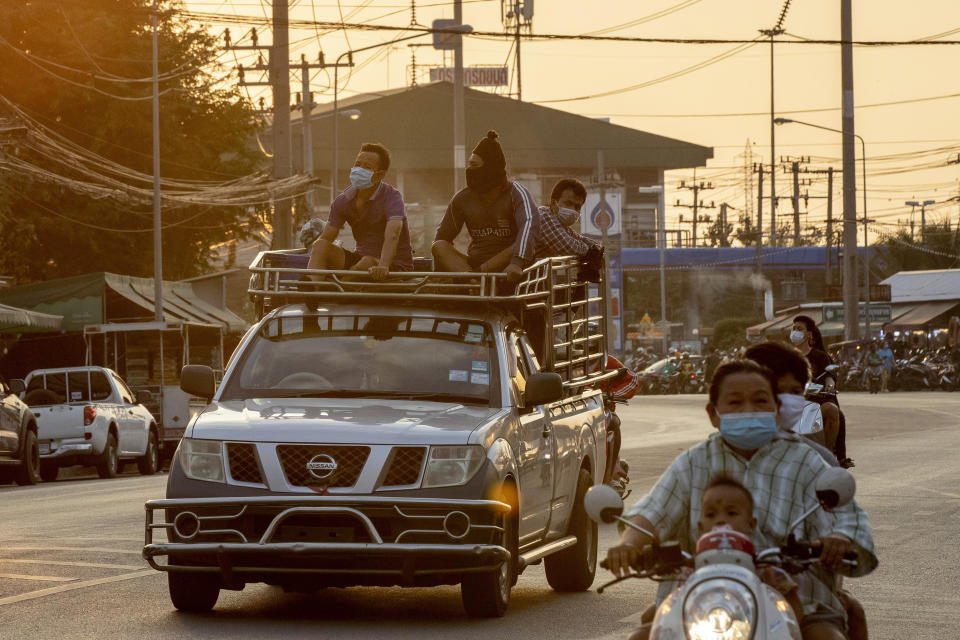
[{"left": 834, "top": 347, "right": 958, "bottom": 392}]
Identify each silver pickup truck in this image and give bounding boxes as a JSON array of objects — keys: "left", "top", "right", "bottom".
[{"left": 143, "top": 255, "right": 611, "bottom": 617}]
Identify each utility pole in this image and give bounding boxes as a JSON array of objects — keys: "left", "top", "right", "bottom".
[
  {"left": 755, "top": 163, "right": 765, "bottom": 316},
  {"left": 826, "top": 167, "right": 834, "bottom": 286},
  {"left": 453, "top": 0, "right": 465, "bottom": 193},
  {"left": 271, "top": 0, "right": 292, "bottom": 249},
  {"left": 151, "top": 0, "right": 162, "bottom": 322},
  {"left": 597, "top": 150, "right": 614, "bottom": 344},
  {"left": 840, "top": 0, "right": 859, "bottom": 341},
  {"left": 514, "top": 1, "right": 522, "bottom": 101},
  {"left": 676, "top": 179, "right": 714, "bottom": 247}
]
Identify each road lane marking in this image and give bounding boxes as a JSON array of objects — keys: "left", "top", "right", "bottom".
[
  {"left": 915, "top": 486, "right": 960, "bottom": 500},
  {"left": 0, "top": 573, "right": 76, "bottom": 582},
  {"left": 2, "top": 546, "right": 142, "bottom": 555},
  {"left": 0, "top": 559, "right": 144, "bottom": 570},
  {"left": 0, "top": 569, "right": 156, "bottom": 607}
]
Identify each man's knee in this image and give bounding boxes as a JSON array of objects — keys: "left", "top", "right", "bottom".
[{"left": 431, "top": 240, "right": 453, "bottom": 258}]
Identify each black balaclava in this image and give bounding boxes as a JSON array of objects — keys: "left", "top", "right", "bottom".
[{"left": 466, "top": 130, "right": 507, "bottom": 192}]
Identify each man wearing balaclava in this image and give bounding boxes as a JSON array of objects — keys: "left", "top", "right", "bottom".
[{"left": 432, "top": 130, "right": 538, "bottom": 280}]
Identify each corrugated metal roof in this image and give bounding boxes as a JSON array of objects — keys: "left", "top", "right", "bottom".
[{"left": 880, "top": 269, "right": 960, "bottom": 303}]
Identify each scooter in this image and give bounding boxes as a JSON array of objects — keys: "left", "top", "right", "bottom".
[
  {"left": 585, "top": 467, "right": 859, "bottom": 640},
  {"left": 865, "top": 365, "right": 883, "bottom": 394}
]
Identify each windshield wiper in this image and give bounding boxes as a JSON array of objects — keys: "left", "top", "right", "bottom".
[{"left": 367, "top": 391, "right": 488, "bottom": 405}]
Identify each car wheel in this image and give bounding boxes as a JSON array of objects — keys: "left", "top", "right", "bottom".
[
  {"left": 545, "top": 468, "right": 597, "bottom": 592},
  {"left": 138, "top": 431, "right": 159, "bottom": 475},
  {"left": 14, "top": 429, "right": 41, "bottom": 486},
  {"left": 461, "top": 485, "right": 517, "bottom": 618},
  {"left": 39, "top": 461, "right": 59, "bottom": 483},
  {"left": 168, "top": 571, "right": 221, "bottom": 612},
  {"left": 96, "top": 433, "right": 119, "bottom": 479}
]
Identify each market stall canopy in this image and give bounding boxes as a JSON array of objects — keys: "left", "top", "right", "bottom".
[
  {"left": 0, "top": 303, "right": 63, "bottom": 333},
  {"left": 887, "top": 301, "right": 959, "bottom": 330},
  {"left": 0, "top": 272, "right": 247, "bottom": 333}
]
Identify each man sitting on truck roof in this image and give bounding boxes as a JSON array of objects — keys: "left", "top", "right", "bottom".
[
  {"left": 307, "top": 142, "right": 414, "bottom": 281},
  {"left": 432, "top": 130, "right": 538, "bottom": 281},
  {"left": 534, "top": 178, "right": 602, "bottom": 260}
]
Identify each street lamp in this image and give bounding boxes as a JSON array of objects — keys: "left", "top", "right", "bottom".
[
  {"left": 905, "top": 199, "right": 935, "bottom": 243},
  {"left": 638, "top": 185, "right": 667, "bottom": 355},
  {"left": 774, "top": 117, "right": 871, "bottom": 337}
]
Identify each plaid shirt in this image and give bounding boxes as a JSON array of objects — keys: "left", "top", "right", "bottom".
[
  {"left": 534, "top": 206, "right": 599, "bottom": 259},
  {"left": 626, "top": 431, "right": 877, "bottom": 619}
]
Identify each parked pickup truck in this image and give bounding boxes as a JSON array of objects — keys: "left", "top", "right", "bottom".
[
  {"left": 143, "top": 254, "right": 613, "bottom": 617},
  {"left": 23, "top": 366, "right": 160, "bottom": 481}
]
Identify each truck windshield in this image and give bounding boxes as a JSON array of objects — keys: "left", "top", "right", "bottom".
[{"left": 220, "top": 314, "right": 497, "bottom": 405}]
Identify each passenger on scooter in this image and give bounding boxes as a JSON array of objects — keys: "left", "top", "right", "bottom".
[
  {"left": 606, "top": 360, "right": 877, "bottom": 640},
  {"left": 791, "top": 315, "right": 843, "bottom": 460},
  {"left": 629, "top": 475, "right": 805, "bottom": 640}
]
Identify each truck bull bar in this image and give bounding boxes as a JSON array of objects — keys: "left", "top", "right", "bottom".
[{"left": 143, "top": 495, "right": 512, "bottom": 579}]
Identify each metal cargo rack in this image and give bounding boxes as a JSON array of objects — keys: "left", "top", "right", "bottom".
[{"left": 248, "top": 250, "right": 611, "bottom": 390}]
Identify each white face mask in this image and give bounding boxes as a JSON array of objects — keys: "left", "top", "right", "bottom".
[
  {"left": 556, "top": 206, "right": 581, "bottom": 227},
  {"left": 776, "top": 393, "right": 807, "bottom": 431},
  {"left": 789, "top": 330, "right": 805, "bottom": 345}
]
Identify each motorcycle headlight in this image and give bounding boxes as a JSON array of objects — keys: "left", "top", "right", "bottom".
[
  {"left": 683, "top": 578, "right": 756, "bottom": 640},
  {"left": 421, "top": 445, "right": 485, "bottom": 488},
  {"left": 178, "top": 438, "right": 225, "bottom": 483}
]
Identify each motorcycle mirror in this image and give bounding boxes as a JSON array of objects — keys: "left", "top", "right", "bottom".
[
  {"left": 584, "top": 485, "right": 624, "bottom": 524},
  {"left": 825, "top": 364, "right": 840, "bottom": 373},
  {"left": 804, "top": 382, "right": 823, "bottom": 395},
  {"left": 814, "top": 466, "right": 857, "bottom": 510}
]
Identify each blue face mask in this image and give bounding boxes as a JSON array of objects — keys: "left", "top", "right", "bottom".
[
  {"left": 350, "top": 166, "right": 375, "bottom": 190},
  {"left": 719, "top": 412, "right": 778, "bottom": 450}
]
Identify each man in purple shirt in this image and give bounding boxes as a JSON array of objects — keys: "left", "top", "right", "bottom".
[
  {"left": 432, "top": 130, "right": 538, "bottom": 281},
  {"left": 307, "top": 143, "right": 414, "bottom": 280}
]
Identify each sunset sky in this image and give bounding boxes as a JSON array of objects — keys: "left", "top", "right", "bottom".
[{"left": 185, "top": 0, "right": 960, "bottom": 241}]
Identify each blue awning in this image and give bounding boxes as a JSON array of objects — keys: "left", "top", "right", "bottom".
[{"left": 621, "top": 246, "right": 866, "bottom": 271}]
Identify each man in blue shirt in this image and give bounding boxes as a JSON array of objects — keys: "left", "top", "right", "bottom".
[
  {"left": 877, "top": 340, "right": 894, "bottom": 391},
  {"left": 307, "top": 143, "right": 414, "bottom": 280}
]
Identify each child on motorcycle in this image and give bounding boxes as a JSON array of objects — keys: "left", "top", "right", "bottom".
[
  {"left": 606, "top": 360, "right": 877, "bottom": 640},
  {"left": 629, "top": 474, "right": 805, "bottom": 639}
]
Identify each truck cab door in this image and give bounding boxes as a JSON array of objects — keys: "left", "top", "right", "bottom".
[
  {"left": 110, "top": 373, "right": 147, "bottom": 455},
  {"left": 509, "top": 331, "right": 555, "bottom": 542}
]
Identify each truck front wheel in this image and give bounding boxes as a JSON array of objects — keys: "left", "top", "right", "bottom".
[
  {"left": 544, "top": 468, "right": 597, "bottom": 592},
  {"left": 137, "top": 431, "right": 159, "bottom": 475},
  {"left": 168, "top": 571, "right": 221, "bottom": 612},
  {"left": 14, "top": 430, "right": 41, "bottom": 486},
  {"left": 96, "top": 433, "right": 119, "bottom": 479},
  {"left": 460, "top": 486, "right": 517, "bottom": 618}
]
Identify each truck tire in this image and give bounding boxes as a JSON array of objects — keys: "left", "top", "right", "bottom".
[
  {"left": 168, "top": 571, "right": 221, "bottom": 612},
  {"left": 14, "top": 429, "right": 41, "bottom": 486},
  {"left": 39, "top": 461, "right": 59, "bottom": 483},
  {"left": 137, "top": 430, "right": 159, "bottom": 475},
  {"left": 545, "top": 468, "right": 597, "bottom": 592},
  {"left": 461, "top": 487, "right": 517, "bottom": 618},
  {"left": 96, "top": 433, "right": 119, "bottom": 479}
]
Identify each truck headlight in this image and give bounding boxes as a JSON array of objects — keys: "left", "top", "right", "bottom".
[
  {"left": 422, "top": 445, "right": 484, "bottom": 488},
  {"left": 683, "top": 578, "right": 755, "bottom": 640},
  {"left": 178, "top": 438, "right": 225, "bottom": 483}
]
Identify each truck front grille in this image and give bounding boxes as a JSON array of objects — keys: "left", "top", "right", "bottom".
[
  {"left": 381, "top": 447, "right": 426, "bottom": 486},
  {"left": 277, "top": 445, "right": 370, "bottom": 488},
  {"left": 226, "top": 443, "right": 264, "bottom": 484}
]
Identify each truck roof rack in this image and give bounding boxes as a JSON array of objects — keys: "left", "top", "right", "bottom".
[{"left": 248, "top": 250, "right": 611, "bottom": 389}]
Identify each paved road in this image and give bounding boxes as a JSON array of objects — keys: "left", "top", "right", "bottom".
[{"left": 1, "top": 392, "right": 958, "bottom": 639}]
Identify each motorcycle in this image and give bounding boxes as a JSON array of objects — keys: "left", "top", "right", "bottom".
[
  {"left": 865, "top": 365, "right": 883, "bottom": 394},
  {"left": 585, "top": 467, "right": 859, "bottom": 640}
]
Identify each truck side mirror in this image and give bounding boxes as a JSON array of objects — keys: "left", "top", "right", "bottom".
[
  {"left": 180, "top": 365, "right": 216, "bottom": 401},
  {"left": 524, "top": 372, "right": 563, "bottom": 406},
  {"left": 8, "top": 379, "right": 25, "bottom": 395}
]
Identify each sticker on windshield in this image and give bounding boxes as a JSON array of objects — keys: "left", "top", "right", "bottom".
[
  {"left": 472, "top": 360, "right": 488, "bottom": 372},
  {"left": 449, "top": 369, "right": 469, "bottom": 382},
  {"left": 470, "top": 372, "right": 490, "bottom": 385},
  {"left": 464, "top": 324, "right": 485, "bottom": 343}
]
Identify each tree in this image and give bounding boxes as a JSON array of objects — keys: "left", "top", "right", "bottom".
[
  {"left": 875, "top": 218, "right": 959, "bottom": 278},
  {"left": 0, "top": 0, "right": 266, "bottom": 283},
  {"left": 734, "top": 213, "right": 760, "bottom": 247}
]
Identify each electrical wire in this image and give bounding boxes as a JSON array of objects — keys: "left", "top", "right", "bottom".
[{"left": 583, "top": 0, "right": 707, "bottom": 37}]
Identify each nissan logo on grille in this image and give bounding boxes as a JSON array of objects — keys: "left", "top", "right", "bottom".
[{"left": 306, "top": 454, "right": 338, "bottom": 479}]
